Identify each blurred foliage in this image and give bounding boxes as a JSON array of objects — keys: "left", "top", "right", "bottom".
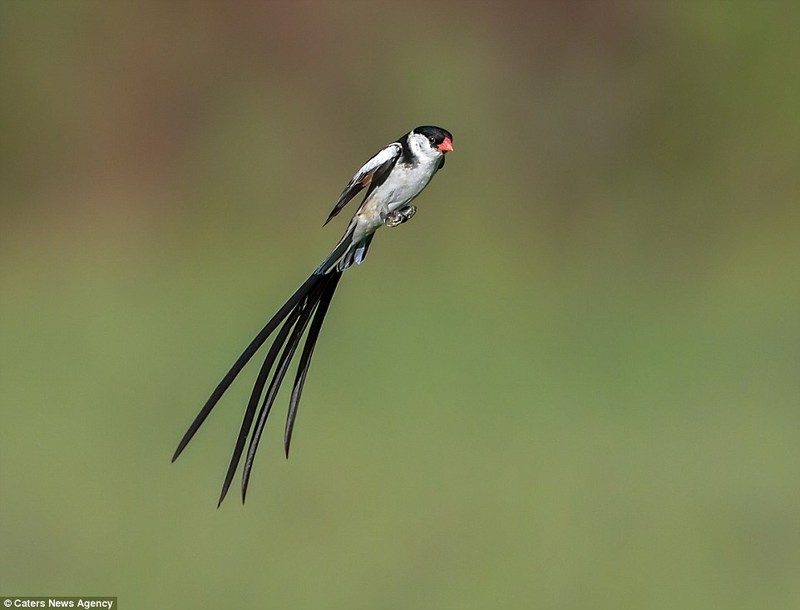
[{"left": 1, "top": 2, "right": 799, "bottom": 609}]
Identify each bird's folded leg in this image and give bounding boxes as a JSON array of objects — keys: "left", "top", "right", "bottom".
[{"left": 384, "top": 205, "right": 416, "bottom": 228}]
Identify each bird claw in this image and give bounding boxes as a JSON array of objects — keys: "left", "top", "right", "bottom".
[{"left": 384, "top": 206, "right": 416, "bottom": 228}]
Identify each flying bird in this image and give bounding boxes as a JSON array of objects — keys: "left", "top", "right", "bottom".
[{"left": 173, "top": 125, "right": 454, "bottom": 505}]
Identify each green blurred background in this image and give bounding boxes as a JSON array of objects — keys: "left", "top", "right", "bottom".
[{"left": 2, "top": 2, "right": 799, "bottom": 608}]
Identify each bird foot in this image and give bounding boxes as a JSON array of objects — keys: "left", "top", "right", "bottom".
[{"left": 384, "top": 206, "right": 416, "bottom": 228}]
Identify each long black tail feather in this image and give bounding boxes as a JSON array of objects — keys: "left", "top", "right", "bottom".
[
  {"left": 240, "top": 281, "right": 324, "bottom": 502},
  {"left": 216, "top": 303, "right": 305, "bottom": 507},
  {"left": 172, "top": 270, "right": 342, "bottom": 505},
  {"left": 284, "top": 273, "right": 341, "bottom": 457}
]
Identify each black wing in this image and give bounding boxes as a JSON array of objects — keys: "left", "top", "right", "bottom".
[{"left": 324, "top": 142, "right": 401, "bottom": 225}]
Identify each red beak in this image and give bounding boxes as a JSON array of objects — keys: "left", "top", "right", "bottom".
[{"left": 437, "top": 137, "right": 453, "bottom": 153}]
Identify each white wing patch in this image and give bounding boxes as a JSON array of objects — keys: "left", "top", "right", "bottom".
[
  {"left": 351, "top": 143, "right": 402, "bottom": 186},
  {"left": 324, "top": 143, "right": 401, "bottom": 224}
]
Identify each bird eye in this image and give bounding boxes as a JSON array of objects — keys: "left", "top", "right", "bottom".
[{"left": 429, "top": 136, "right": 436, "bottom": 144}]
